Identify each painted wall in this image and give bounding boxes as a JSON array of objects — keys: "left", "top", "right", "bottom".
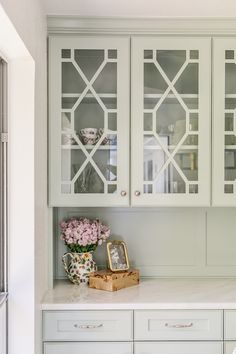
[
  {"left": 43, "top": 0, "right": 236, "bottom": 17},
  {"left": 8, "top": 57, "right": 35, "bottom": 354},
  {"left": 0, "top": 1, "right": 47, "bottom": 354}
]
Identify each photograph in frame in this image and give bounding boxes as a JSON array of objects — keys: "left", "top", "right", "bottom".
[{"left": 107, "top": 240, "right": 130, "bottom": 272}]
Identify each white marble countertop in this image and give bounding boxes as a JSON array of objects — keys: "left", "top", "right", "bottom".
[{"left": 42, "top": 278, "right": 236, "bottom": 310}]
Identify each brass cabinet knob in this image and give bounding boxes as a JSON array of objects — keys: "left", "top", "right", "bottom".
[
  {"left": 135, "top": 190, "right": 141, "bottom": 196},
  {"left": 120, "top": 190, "right": 127, "bottom": 197}
]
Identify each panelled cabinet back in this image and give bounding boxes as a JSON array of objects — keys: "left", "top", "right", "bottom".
[{"left": 49, "top": 32, "right": 236, "bottom": 207}]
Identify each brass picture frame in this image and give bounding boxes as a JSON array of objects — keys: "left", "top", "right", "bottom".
[{"left": 107, "top": 240, "right": 130, "bottom": 272}]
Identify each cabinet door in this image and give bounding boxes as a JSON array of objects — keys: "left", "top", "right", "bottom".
[
  {"left": 44, "top": 342, "right": 133, "bottom": 354},
  {"left": 49, "top": 36, "right": 129, "bottom": 206},
  {"left": 225, "top": 342, "right": 236, "bottom": 354},
  {"left": 134, "top": 310, "right": 223, "bottom": 341},
  {"left": 135, "top": 342, "right": 222, "bottom": 354},
  {"left": 213, "top": 38, "right": 236, "bottom": 206},
  {"left": 224, "top": 310, "right": 236, "bottom": 340},
  {"left": 43, "top": 310, "right": 133, "bottom": 341},
  {"left": 131, "top": 37, "right": 211, "bottom": 206}
]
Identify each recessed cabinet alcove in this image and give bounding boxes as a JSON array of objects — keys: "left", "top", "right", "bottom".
[
  {"left": 49, "top": 31, "right": 236, "bottom": 207},
  {"left": 45, "top": 18, "right": 236, "bottom": 354}
]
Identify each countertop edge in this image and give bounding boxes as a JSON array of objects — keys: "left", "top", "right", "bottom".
[
  {"left": 41, "top": 278, "right": 236, "bottom": 311},
  {"left": 41, "top": 302, "right": 236, "bottom": 310}
]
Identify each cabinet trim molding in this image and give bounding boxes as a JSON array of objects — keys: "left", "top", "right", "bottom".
[{"left": 47, "top": 16, "right": 236, "bottom": 35}]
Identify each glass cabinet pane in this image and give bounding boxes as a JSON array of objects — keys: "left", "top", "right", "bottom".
[
  {"left": 61, "top": 48, "right": 118, "bottom": 195},
  {"left": 143, "top": 49, "right": 199, "bottom": 195}
]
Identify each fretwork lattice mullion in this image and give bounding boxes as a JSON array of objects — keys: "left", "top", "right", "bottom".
[
  {"left": 71, "top": 58, "right": 107, "bottom": 113},
  {"left": 71, "top": 133, "right": 108, "bottom": 186},
  {"left": 152, "top": 131, "right": 189, "bottom": 185},
  {"left": 153, "top": 58, "right": 189, "bottom": 113}
]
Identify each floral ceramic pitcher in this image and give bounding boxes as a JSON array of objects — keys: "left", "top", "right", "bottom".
[{"left": 62, "top": 252, "right": 97, "bottom": 285}]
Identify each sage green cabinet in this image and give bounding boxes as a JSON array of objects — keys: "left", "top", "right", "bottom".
[
  {"left": 49, "top": 35, "right": 236, "bottom": 207},
  {"left": 131, "top": 37, "right": 211, "bottom": 206},
  {"left": 134, "top": 309, "right": 222, "bottom": 341},
  {"left": 44, "top": 342, "right": 133, "bottom": 354},
  {"left": 49, "top": 35, "right": 211, "bottom": 207},
  {"left": 43, "top": 309, "right": 236, "bottom": 354},
  {"left": 43, "top": 310, "right": 133, "bottom": 341},
  {"left": 49, "top": 36, "right": 130, "bottom": 207},
  {"left": 213, "top": 38, "right": 236, "bottom": 206},
  {"left": 135, "top": 342, "right": 223, "bottom": 354},
  {"left": 225, "top": 342, "right": 236, "bottom": 354},
  {"left": 224, "top": 310, "right": 236, "bottom": 340}
]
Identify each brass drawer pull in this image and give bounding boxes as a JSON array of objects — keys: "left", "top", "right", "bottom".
[
  {"left": 75, "top": 324, "right": 104, "bottom": 329},
  {"left": 165, "top": 322, "right": 194, "bottom": 329}
]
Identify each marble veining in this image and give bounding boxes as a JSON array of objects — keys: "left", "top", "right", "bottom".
[{"left": 42, "top": 278, "right": 236, "bottom": 310}]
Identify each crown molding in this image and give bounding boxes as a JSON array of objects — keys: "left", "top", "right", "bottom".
[{"left": 47, "top": 16, "right": 236, "bottom": 35}]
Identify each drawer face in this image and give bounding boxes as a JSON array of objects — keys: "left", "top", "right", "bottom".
[
  {"left": 135, "top": 342, "right": 223, "bottom": 354},
  {"left": 225, "top": 310, "right": 236, "bottom": 340},
  {"left": 134, "top": 310, "right": 223, "bottom": 340},
  {"left": 225, "top": 341, "right": 236, "bottom": 354},
  {"left": 43, "top": 310, "right": 133, "bottom": 341},
  {"left": 44, "top": 342, "right": 133, "bottom": 354}
]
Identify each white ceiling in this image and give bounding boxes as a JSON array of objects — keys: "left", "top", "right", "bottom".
[{"left": 43, "top": 0, "right": 236, "bottom": 17}]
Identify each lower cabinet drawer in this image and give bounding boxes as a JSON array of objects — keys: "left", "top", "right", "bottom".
[
  {"left": 225, "top": 310, "right": 236, "bottom": 340},
  {"left": 225, "top": 341, "right": 236, "bottom": 354},
  {"left": 134, "top": 310, "right": 223, "bottom": 340},
  {"left": 134, "top": 342, "right": 223, "bottom": 354},
  {"left": 44, "top": 342, "right": 133, "bottom": 354},
  {"left": 43, "top": 310, "right": 133, "bottom": 341}
]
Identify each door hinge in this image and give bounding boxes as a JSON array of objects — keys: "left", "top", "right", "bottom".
[{"left": 1, "top": 133, "right": 8, "bottom": 143}]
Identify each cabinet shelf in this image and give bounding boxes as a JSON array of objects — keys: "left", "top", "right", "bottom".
[
  {"left": 144, "top": 145, "right": 198, "bottom": 150},
  {"left": 61, "top": 144, "right": 117, "bottom": 150},
  {"left": 62, "top": 93, "right": 199, "bottom": 99},
  {"left": 144, "top": 94, "right": 198, "bottom": 98},
  {"left": 62, "top": 93, "right": 117, "bottom": 106},
  {"left": 225, "top": 145, "right": 236, "bottom": 150},
  {"left": 62, "top": 93, "right": 117, "bottom": 98},
  {"left": 143, "top": 94, "right": 199, "bottom": 108}
]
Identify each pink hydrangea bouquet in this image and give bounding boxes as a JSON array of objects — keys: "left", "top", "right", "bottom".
[{"left": 60, "top": 217, "right": 110, "bottom": 253}]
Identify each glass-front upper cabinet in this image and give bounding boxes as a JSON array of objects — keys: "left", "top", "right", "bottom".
[
  {"left": 49, "top": 36, "right": 129, "bottom": 206},
  {"left": 213, "top": 38, "right": 236, "bottom": 206},
  {"left": 131, "top": 37, "right": 211, "bottom": 206}
]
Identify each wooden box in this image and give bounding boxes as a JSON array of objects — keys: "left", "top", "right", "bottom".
[{"left": 89, "top": 269, "right": 140, "bottom": 292}]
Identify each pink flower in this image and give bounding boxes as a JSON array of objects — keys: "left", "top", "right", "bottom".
[{"left": 60, "top": 217, "right": 110, "bottom": 252}]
